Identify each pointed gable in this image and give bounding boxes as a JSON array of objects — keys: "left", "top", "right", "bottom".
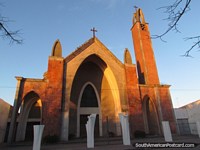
[
  {"left": 65, "top": 38, "right": 95, "bottom": 62},
  {"left": 65, "top": 37, "right": 123, "bottom": 67}
]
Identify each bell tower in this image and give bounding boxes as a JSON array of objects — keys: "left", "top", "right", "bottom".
[{"left": 131, "top": 8, "right": 160, "bottom": 85}]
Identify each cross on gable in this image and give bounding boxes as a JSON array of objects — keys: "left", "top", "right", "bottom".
[{"left": 90, "top": 27, "right": 97, "bottom": 38}]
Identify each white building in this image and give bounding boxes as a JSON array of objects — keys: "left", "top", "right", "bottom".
[
  {"left": 174, "top": 100, "right": 200, "bottom": 135},
  {"left": 0, "top": 98, "right": 11, "bottom": 143}
]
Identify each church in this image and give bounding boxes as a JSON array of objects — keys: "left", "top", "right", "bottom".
[{"left": 7, "top": 8, "right": 176, "bottom": 142}]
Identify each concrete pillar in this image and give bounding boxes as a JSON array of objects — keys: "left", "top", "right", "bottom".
[
  {"left": 60, "top": 110, "right": 69, "bottom": 141},
  {"left": 33, "top": 125, "right": 44, "bottom": 150},
  {"left": 86, "top": 114, "right": 96, "bottom": 148},
  {"left": 7, "top": 77, "right": 23, "bottom": 144},
  {"left": 119, "top": 113, "right": 131, "bottom": 145},
  {"left": 162, "top": 121, "right": 173, "bottom": 142}
]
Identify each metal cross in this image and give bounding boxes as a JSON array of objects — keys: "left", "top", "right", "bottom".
[
  {"left": 90, "top": 27, "right": 97, "bottom": 38},
  {"left": 134, "top": 6, "right": 138, "bottom": 11}
]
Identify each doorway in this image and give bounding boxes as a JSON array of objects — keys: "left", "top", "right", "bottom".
[{"left": 77, "top": 82, "right": 102, "bottom": 137}]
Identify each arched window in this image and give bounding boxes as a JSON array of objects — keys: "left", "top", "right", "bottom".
[{"left": 80, "top": 84, "right": 98, "bottom": 107}]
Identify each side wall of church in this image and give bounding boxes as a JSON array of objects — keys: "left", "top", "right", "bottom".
[
  {"left": 124, "top": 64, "right": 144, "bottom": 135},
  {"left": 19, "top": 80, "right": 47, "bottom": 101},
  {"left": 14, "top": 56, "right": 64, "bottom": 139},
  {"left": 44, "top": 56, "right": 64, "bottom": 137},
  {"left": 139, "top": 86, "right": 162, "bottom": 135},
  {"left": 139, "top": 85, "right": 177, "bottom": 134},
  {"left": 157, "top": 86, "right": 177, "bottom": 133}
]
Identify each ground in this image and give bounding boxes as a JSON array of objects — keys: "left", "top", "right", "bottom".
[{"left": 1, "top": 135, "right": 200, "bottom": 150}]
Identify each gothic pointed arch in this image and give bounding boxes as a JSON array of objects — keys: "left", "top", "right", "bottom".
[
  {"left": 77, "top": 82, "right": 102, "bottom": 137},
  {"left": 80, "top": 84, "right": 99, "bottom": 107},
  {"left": 15, "top": 91, "right": 42, "bottom": 141},
  {"left": 142, "top": 95, "right": 161, "bottom": 135},
  {"left": 124, "top": 48, "right": 132, "bottom": 64},
  {"left": 51, "top": 39, "right": 62, "bottom": 57},
  {"left": 69, "top": 54, "right": 121, "bottom": 137}
]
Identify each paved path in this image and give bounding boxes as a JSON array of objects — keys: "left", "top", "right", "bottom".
[{"left": 1, "top": 135, "right": 200, "bottom": 150}]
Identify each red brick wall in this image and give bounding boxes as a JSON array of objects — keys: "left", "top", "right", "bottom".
[
  {"left": 131, "top": 23, "right": 160, "bottom": 85},
  {"left": 158, "top": 87, "right": 177, "bottom": 133},
  {"left": 18, "top": 56, "right": 64, "bottom": 138},
  {"left": 124, "top": 64, "right": 144, "bottom": 135},
  {"left": 129, "top": 20, "right": 176, "bottom": 135},
  {"left": 21, "top": 81, "right": 46, "bottom": 101},
  {"left": 43, "top": 56, "right": 64, "bottom": 136}
]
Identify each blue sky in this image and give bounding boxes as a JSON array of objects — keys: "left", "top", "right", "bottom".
[{"left": 0, "top": 0, "right": 200, "bottom": 108}]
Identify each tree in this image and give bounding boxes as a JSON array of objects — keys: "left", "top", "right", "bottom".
[
  {"left": 153, "top": 0, "right": 198, "bottom": 57},
  {"left": 0, "top": 4, "right": 22, "bottom": 44}
]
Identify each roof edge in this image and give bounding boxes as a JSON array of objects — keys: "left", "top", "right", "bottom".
[{"left": 64, "top": 37, "right": 123, "bottom": 67}]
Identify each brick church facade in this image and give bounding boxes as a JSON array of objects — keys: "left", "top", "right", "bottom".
[{"left": 7, "top": 8, "right": 176, "bottom": 142}]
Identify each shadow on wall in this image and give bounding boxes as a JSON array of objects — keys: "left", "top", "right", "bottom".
[{"left": 137, "top": 61, "right": 145, "bottom": 84}]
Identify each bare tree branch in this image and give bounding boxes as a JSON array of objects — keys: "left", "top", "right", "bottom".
[
  {"left": 0, "top": 22, "right": 22, "bottom": 44},
  {"left": 183, "top": 36, "right": 200, "bottom": 57},
  {"left": 153, "top": 0, "right": 191, "bottom": 39},
  {"left": 152, "top": 0, "right": 200, "bottom": 56},
  {"left": 0, "top": 3, "right": 23, "bottom": 44}
]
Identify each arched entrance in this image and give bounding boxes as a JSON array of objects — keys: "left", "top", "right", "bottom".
[
  {"left": 142, "top": 96, "right": 160, "bottom": 135},
  {"left": 16, "top": 91, "right": 42, "bottom": 141},
  {"left": 69, "top": 54, "right": 121, "bottom": 138},
  {"left": 77, "top": 82, "right": 102, "bottom": 137}
]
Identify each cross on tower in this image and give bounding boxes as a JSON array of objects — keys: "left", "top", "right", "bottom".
[
  {"left": 134, "top": 6, "right": 138, "bottom": 11},
  {"left": 90, "top": 27, "right": 97, "bottom": 38}
]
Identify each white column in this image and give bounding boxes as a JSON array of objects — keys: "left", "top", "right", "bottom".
[
  {"left": 196, "top": 121, "right": 200, "bottom": 138},
  {"left": 33, "top": 125, "right": 44, "bottom": 150},
  {"left": 119, "top": 113, "right": 131, "bottom": 145},
  {"left": 86, "top": 114, "right": 96, "bottom": 148},
  {"left": 162, "top": 121, "right": 173, "bottom": 142}
]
